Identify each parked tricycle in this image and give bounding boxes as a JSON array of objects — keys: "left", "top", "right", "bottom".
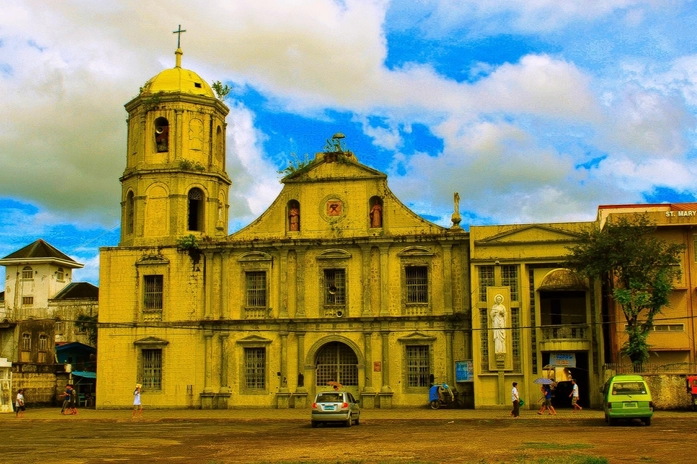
[
  {"left": 429, "top": 383, "right": 456, "bottom": 409},
  {"left": 687, "top": 375, "right": 697, "bottom": 410}
]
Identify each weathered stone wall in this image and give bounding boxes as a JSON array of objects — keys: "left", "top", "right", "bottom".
[
  {"left": 643, "top": 374, "right": 692, "bottom": 410},
  {"left": 12, "top": 364, "right": 61, "bottom": 406}
]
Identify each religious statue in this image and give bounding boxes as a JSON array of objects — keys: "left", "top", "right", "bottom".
[
  {"left": 490, "top": 294, "right": 507, "bottom": 354},
  {"left": 289, "top": 205, "right": 300, "bottom": 231},
  {"left": 370, "top": 202, "right": 382, "bottom": 228}
]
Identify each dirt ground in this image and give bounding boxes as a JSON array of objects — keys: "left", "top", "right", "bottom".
[{"left": 3, "top": 413, "right": 697, "bottom": 464}]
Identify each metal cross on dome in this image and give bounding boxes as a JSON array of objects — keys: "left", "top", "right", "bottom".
[{"left": 173, "top": 24, "right": 187, "bottom": 48}]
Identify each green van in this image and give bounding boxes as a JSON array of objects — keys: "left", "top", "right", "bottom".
[{"left": 602, "top": 374, "right": 654, "bottom": 426}]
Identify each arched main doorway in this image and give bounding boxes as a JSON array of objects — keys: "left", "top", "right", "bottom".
[{"left": 315, "top": 342, "right": 359, "bottom": 397}]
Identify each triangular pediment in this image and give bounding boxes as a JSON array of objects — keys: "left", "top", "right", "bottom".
[
  {"left": 283, "top": 152, "right": 386, "bottom": 183},
  {"left": 397, "top": 246, "right": 434, "bottom": 257},
  {"left": 236, "top": 335, "right": 272, "bottom": 345},
  {"left": 476, "top": 224, "right": 582, "bottom": 246},
  {"left": 134, "top": 336, "right": 169, "bottom": 346},
  {"left": 397, "top": 331, "right": 437, "bottom": 343},
  {"left": 238, "top": 251, "right": 273, "bottom": 262}
]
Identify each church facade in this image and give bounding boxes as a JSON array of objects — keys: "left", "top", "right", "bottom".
[{"left": 96, "top": 47, "right": 471, "bottom": 409}]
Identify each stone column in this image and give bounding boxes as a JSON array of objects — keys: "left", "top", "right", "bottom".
[
  {"left": 200, "top": 332, "right": 215, "bottom": 408},
  {"left": 380, "top": 330, "right": 391, "bottom": 391},
  {"left": 361, "top": 329, "right": 376, "bottom": 408},
  {"left": 379, "top": 246, "right": 390, "bottom": 316},
  {"left": 203, "top": 252, "right": 212, "bottom": 319},
  {"left": 279, "top": 251, "right": 289, "bottom": 318},
  {"left": 174, "top": 109, "right": 183, "bottom": 162},
  {"left": 295, "top": 247, "right": 306, "bottom": 317},
  {"left": 277, "top": 330, "right": 291, "bottom": 408},
  {"left": 378, "top": 328, "right": 393, "bottom": 408},
  {"left": 293, "top": 330, "right": 308, "bottom": 408},
  {"left": 204, "top": 332, "right": 213, "bottom": 393},
  {"left": 445, "top": 330, "right": 454, "bottom": 385},
  {"left": 219, "top": 334, "right": 229, "bottom": 391},
  {"left": 220, "top": 251, "right": 229, "bottom": 319},
  {"left": 288, "top": 250, "right": 297, "bottom": 317},
  {"left": 217, "top": 334, "right": 231, "bottom": 408},
  {"left": 360, "top": 245, "right": 372, "bottom": 316},
  {"left": 442, "top": 244, "right": 453, "bottom": 315}
]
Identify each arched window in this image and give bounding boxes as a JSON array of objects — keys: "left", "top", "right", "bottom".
[
  {"left": 154, "top": 117, "right": 169, "bottom": 153},
  {"left": 288, "top": 200, "right": 300, "bottom": 232},
  {"left": 188, "top": 188, "right": 204, "bottom": 232},
  {"left": 126, "top": 190, "right": 135, "bottom": 234},
  {"left": 22, "top": 266, "right": 33, "bottom": 280}
]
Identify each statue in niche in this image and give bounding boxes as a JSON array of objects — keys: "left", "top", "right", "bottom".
[
  {"left": 370, "top": 202, "right": 382, "bottom": 228},
  {"left": 289, "top": 205, "right": 300, "bottom": 231},
  {"left": 490, "top": 293, "right": 507, "bottom": 354}
]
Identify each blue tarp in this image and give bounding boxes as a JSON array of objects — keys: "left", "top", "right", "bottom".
[{"left": 72, "top": 371, "right": 96, "bottom": 379}]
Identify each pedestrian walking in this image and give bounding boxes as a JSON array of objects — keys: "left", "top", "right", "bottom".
[
  {"left": 60, "top": 384, "right": 72, "bottom": 414},
  {"left": 68, "top": 385, "right": 78, "bottom": 415},
  {"left": 537, "top": 384, "right": 556, "bottom": 415},
  {"left": 570, "top": 379, "right": 582, "bottom": 412},
  {"left": 132, "top": 384, "right": 143, "bottom": 418},
  {"left": 511, "top": 382, "right": 520, "bottom": 417},
  {"left": 15, "top": 389, "right": 25, "bottom": 418}
]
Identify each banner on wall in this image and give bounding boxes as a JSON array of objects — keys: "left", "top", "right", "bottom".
[
  {"left": 549, "top": 353, "right": 576, "bottom": 368},
  {"left": 455, "top": 360, "right": 474, "bottom": 382}
]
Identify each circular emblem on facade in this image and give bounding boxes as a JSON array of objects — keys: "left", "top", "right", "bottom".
[{"left": 319, "top": 194, "right": 348, "bottom": 223}]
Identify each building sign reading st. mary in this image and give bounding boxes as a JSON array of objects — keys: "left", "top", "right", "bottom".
[{"left": 666, "top": 210, "right": 697, "bottom": 217}]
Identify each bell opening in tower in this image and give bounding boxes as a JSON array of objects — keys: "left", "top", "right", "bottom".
[
  {"left": 154, "top": 117, "right": 170, "bottom": 153},
  {"left": 188, "top": 188, "right": 204, "bottom": 232}
]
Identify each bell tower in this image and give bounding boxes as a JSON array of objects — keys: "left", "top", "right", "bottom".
[{"left": 119, "top": 37, "right": 231, "bottom": 246}]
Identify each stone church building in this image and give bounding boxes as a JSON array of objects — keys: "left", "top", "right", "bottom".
[{"left": 96, "top": 46, "right": 472, "bottom": 409}]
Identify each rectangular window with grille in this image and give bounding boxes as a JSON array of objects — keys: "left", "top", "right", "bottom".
[
  {"left": 406, "top": 266, "right": 428, "bottom": 304},
  {"left": 143, "top": 275, "right": 163, "bottom": 321},
  {"left": 244, "top": 347, "right": 266, "bottom": 389},
  {"left": 479, "top": 266, "right": 494, "bottom": 302},
  {"left": 406, "top": 345, "right": 430, "bottom": 387},
  {"left": 39, "top": 334, "right": 48, "bottom": 351},
  {"left": 512, "top": 307, "right": 521, "bottom": 372},
  {"left": 323, "top": 269, "right": 346, "bottom": 316},
  {"left": 245, "top": 271, "right": 267, "bottom": 318},
  {"left": 22, "top": 296, "right": 33, "bottom": 305},
  {"left": 502, "top": 265, "right": 519, "bottom": 301},
  {"left": 480, "top": 309, "right": 489, "bottom": 372},
  {"left": 22, "top": 267, "right": 33, "bottom": 280},
  {"left": 141, "top": 348, "right": 162, "bottom": 390}
]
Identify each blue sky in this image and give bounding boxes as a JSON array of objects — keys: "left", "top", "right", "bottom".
[{"left": 3, "top": 0, "right": 697, "bottom": 285}]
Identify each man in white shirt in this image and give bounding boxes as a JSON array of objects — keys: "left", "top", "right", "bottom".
[
  {"left": 569, "top": 379, "right": 582, "bottom": 412},
  {"left": 511, "top": 382, "right": 520, "bottom": 417}
]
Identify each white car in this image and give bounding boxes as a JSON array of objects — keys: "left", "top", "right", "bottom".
[{"left": 311, "top": 391, "right": 360, "bottom": 427}]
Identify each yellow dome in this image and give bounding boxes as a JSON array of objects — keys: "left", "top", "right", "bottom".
[{"left": 141, "top": 48, "right": 215, "bottom": 98}]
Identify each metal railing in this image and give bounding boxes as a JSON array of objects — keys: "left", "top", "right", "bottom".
[{"left": 539, "top": 324, "right": 588, "bottom": 340}]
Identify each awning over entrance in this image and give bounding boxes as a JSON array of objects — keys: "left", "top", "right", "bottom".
[
  {"left": 538, "top": 268, "right": 587, "bottom": 291},
  {"left": 72, "top": 371, "right": 96, "bottom": 379}
]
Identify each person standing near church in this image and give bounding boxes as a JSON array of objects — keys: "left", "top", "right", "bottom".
[
  {"left": 570, "top": 379, "right": 582, "bottom": 412},
  {"left": 133, "top": 384, "right": 143, "bottom": 418},
  {"left": 15, "top": 389, "right": 25, "bottom": 418},
  {"left": 511, "top": 382, "right": 520, "bottom": 417}
]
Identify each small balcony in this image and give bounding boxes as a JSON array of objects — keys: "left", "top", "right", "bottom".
[{"left": 538, "top": 324, "right": 591, "bottom": 351}]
